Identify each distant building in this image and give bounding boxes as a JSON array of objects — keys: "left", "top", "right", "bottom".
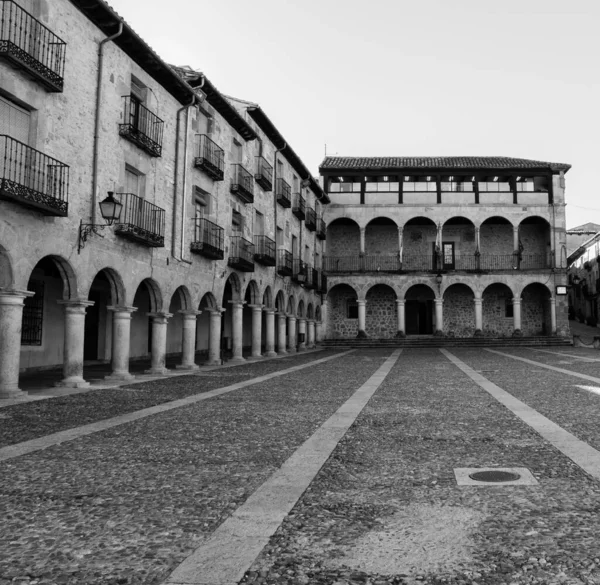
[
  {"left": 319, "top": 156, "right": 571, "bottom": 339},
  {"left": 567, "top": 229, "right": 600, "bottom": 327}
]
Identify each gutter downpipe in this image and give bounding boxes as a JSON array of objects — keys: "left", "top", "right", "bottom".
[
  {"left": 273, "top": 143, "right": 287, "bottom": 275},
  {"left": 91, "top": 20, "right": 123, "bottom": 224},
  {"left": 172, "top": 78, "right": 203, "bottom": 261}
]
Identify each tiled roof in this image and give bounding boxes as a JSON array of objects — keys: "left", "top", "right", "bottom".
[{"left": 320, "top": 156, "right": 571, "bottom": 173}]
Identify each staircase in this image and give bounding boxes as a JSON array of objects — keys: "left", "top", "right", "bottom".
[{"left": 321, "top": 336, "right": 572, "bottom": 349}]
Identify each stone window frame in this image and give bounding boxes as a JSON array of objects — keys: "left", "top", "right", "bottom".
[{"left": 346, "top": 299, "right": 358, "bottom": 319}]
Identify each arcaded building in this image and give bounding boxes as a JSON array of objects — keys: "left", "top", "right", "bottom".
[
  {"left": 319, "top": 157, "right": 571, "bottom": 340},
  {"left": 0, "top": 0, "right": 326, "bottom": 398}
]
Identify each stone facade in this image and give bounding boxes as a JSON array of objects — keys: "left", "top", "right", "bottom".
[
  {"left": 443, "top": 285, "right": 476, "bottom": 337},
  {"left": 365, "top": 285, "right": 397, "bottom": 338}
]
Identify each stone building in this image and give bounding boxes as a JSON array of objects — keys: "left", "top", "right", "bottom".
[
  {"left": 0, "top": 0, "right": 326, "bottom": 398},
  {"left": 567, "top": 230, "right": 600, "bottom": 327},
  {"left": 319, "top": 157, "right": 571, "bottom": 340}
]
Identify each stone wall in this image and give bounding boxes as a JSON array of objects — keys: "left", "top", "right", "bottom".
[
  {"left": 365, "top": 285, "right": 397, "bottom": 338},
  {"left": 365, "top": 224, "right": 398, "bottom": 255},
  {"left": 443, "top": 285, "right": 476, "bottom": 337},
  {"left": 327, "top": 223, "right": 361, "bottom": 256},
  {"left": 402, "top": 224, "right": 437, "bottom": 256},
  {"left": 521, "top": 285, "right": 550, "bottom": 335},
  {"left": 482, "top": 284, "right": 514, "bottom": 337},
  {"left": 480, "top": 223, "right": 513, "bottom": 255},
  {"left": 327, "top": 287, "right": 358, "bottom": 338}
]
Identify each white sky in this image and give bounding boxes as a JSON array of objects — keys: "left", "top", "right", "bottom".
[{"left": 109, "top": 0, "right": 599, "bottom": 229}]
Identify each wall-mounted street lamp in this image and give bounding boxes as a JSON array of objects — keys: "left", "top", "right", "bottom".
[
  {"left": 78, "top": 192, "right": 123, "bottom": 253},
  {"left": 436, "top": 272, "right": 443, "bottom": 293}
]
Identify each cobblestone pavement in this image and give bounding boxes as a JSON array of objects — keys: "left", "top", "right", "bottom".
[{"left": 2, "top": 347, "right": 600, "bottom": 584}]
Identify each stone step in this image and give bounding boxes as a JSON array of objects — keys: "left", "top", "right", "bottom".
[{"left": 321, "top": 337, "right": 572, "bottom": 348}]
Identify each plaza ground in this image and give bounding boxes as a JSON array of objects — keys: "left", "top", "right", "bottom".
[{"left": 3, "top": 340, "right": 600, "bottom": 584}]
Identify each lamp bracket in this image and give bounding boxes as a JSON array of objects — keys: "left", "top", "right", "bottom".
[{"left": 78, "top": 220, "right": 110, "bottom": 254}]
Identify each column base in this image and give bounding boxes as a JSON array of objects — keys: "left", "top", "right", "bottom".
[
  {"left": 264, "top": 351, "right": 277, "bottom": 358},
  {"left": 228, "top": 356, "right": 246, "bottom": 364},
  {"left": 287, "top": 347, "right": 297, "bottom": 354},
  {"left": 55, "top": 377, "right": 90, "bottom": 389},
  {"left": 176, "top": 363, "right": 200, "bottom": 371},
  {"left": 247, "top": 354, "right": 263, "bottom": 361},
  {"left": 144, "top": 367, "right": 170, "bottom": 375},
  {"left": 0, "top": 386, "right": 27, "bottom": 399},
  {"left": 204, "top": 359, "right": 222, "bottom": 366},
  {"left": 277, "top": 349, "right": 288, "bottom": 355},
  {"left": 298, "top": 344, "right": 306, "bottom": 352},
  {"left": 105, "top": 372, "right": 135, "bottom": 381}
]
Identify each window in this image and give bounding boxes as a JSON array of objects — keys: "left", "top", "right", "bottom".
[
  {"left": 292, "top": 234, "right": 298, "bottom": 257},
  {"left": 276, "top": 226, "right": 284, "bottom": 248},
  {"left": 125, "top": 164, "right": 144, "bottom": 196},
  {"left": 305, "top": 244, "right": 310, "bottom": 263},
  {"left": 232, "top": 139, "right": 243, "bottom": 164},
  {"left": 292, "top": 174, "right": 299, "bottom": 193},
  {"left": 346, "top": 299, "right": 358, "bottom": 319},
  {"left": 440, "top": 176, "right": 473, "bottom": 192},
  {"left": 129, "top": 76, "right": 148, "bottom": 132},
  {"left": 505, "top": 298, "right": 514, "bottom": 318},
  {"left": 0, "top": 95, "right": 31, "bottom": 144},
  {"left": 254, "top": 210, "right": 264, "bottom": 235},
  {"left": 232, "top": 207, "right": 243, "bottom": 232},
  {"left": 285, "top": 220, "right": 290, "bottom": 237},
  {"left": 365, "top": 176, "right": 400, "bottom": 192},
  {"left": 21, "top": 279, "right": 44, "bottom": 345},
  {"left": 329, "top": 176, "right": 361, "bottom": 193},
  {"left": 404, "top": 176, "right": 437, "bottom": 192},
  {"left": 194, "top": 186, "right": 211, "bottom": 217}
]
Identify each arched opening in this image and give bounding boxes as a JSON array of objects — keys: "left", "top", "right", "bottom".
[
  {"left": 365, "top": 217, "right": 399, "bottom": 271},
  {"left": 326, "top": 283, "right": 358, "bottom": 339},
  {"left": 315, "top": 305, "right": 322, "bottom": 322},
  {"left": 480, "top": 217, "right": 514, "bottom": 269},
  {"left": 325, "top": 218, "right": 360, "bottom": 272},
  {"left": 519, "top": 217, "right": 551, "bottom": 269},
  {"left": 482, "top": 283, "right": 515, "bottom": 337},
  {"left": 307, "top": 303, "right": 314, "bottom": 320},
  {"left": 131, "top": 278, "right": 162, "bottom": 360},
  {"left": 167, "top": 286, "right": 192, "bottom": 359},
  {"left": 20, "top": 256, "right": 77, "bottom": 371},
  {"left": 262, "top": 286, "right": 273, "bottom": 349},
  {"left": 404, "top": 284, "right": 435, "bottom": 335},
  {"left": 197, "top": 292, "right": 218, "bottom": 358},
  {"left": 442, "top": 217, "right": 476, "bottom": 270},
  {"left": 297, "top": 300, "right": 305, "bottom": 318},
  {"left": 274, "top": 291, "right": 286, "bottom": 349},
  {"left": 402, "top": 217, "right": 437, "bottom": 271},
  {"left": 521, "top": 283, "right": 552, "bottom": 335},
  {"left": 365, "top": 284, "right": 397, "bottom": 338},
  {"left": 243, "top": 281, "right": 260, "bottom": 354},
  {"left": 443, "top": 283, "right": 475, "bottom": 337},
  {"left": 83, "top": 268, "right": 125, "bottom": 362}
]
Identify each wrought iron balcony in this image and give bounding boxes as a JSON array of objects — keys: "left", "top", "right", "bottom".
[
  {"left": 190, "top": 217, "right": 224, "bottom": 259},
  {"left": 254, "top": 235, "right": 276, "bottom": 266},
  {"left": 0, "top": 1, "right": 66, "bottom": 92},
  {"left": 317, "top": 218, "right": 326, "bottom": 240},
  {"left": 255, "top": 156, "right": 273, "bottom": 191},
  {"left": 277, "top": 249, "right": 293, "bottom": 277},
  {"left": 194, "top": 135, "right": 224, "bottom": 181},
  {"left": 317, "top": 272, "right": 328, "bottom": 294},
  {"left": 0, "top": 135, "right": 68, "bottom": 216},
  {"left": 305, "top": 206, "right": 317, "bottom": 231},
  {"left": 119, "top": 96, "right": 164, "bottom": 157},
  {"left": 304, "top": 265, "right": 318, "bottom": 290},
  {"left": 276, "top": 178, "right": 291, "bottom": 208},
  {"left": 292, "top": 193, "right": 305, "bottom": 220},
  {"left": 293, "top": 259, "right": 306, "bottom": 283},
  {"left": 230, "top": 164, "right": 254, "bottom": 204},
  {"left": 228, "top": 236, "right": 254, "bottom": 272},
  {"left": 114, "top": 192, "right": 165, "bottom": 247}
]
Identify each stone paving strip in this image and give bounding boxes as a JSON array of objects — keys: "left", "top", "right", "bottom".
[
  {"left": 527, "top": 348, "right": 600, "bottom": 362},
  {"left": 0, "top": 350, "right": 392, "bottom": 585},
  {"left": 164, "top": 350, "right": 401, "bottom": 585},
  {"left": 441, "top": 349, "right": 600, "bottom": 480},
  {"left": 239, "top": 348, "right": 600, "bottom": 585},
  {"left": 0, "top": 350, "right": 340, "bottom": 449},
  {"left": 448, "top": 347, "right": 600, "bottom": 458}
]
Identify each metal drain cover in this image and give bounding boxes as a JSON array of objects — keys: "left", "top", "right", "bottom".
[{"left": 468, "top": 470, "right": 520, "bottom": 482}]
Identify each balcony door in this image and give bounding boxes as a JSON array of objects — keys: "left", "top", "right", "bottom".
[
  {"left": 433, "top": 241, "right": 455, "bottom": 270},
  {"left": 1, "top": 95, "right": 33, "bottom": 188}
]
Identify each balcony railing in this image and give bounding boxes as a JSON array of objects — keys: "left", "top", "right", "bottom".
[
  {"left": 230, "top": 164, "right": 254, "bottom": 204},
  {"left": 228, "top": 236, "right": 254, "bottom": 272},
  {"left": 318, "top": 272, "right": 328, "bottom": 294},
  {"left": 305, "top": 207, "right": 317, "bottom": 231},
  {"left": 277, "top": 249, "right": 293, "bottom": 276},
  {"left": 119, "top": 96, "right": 164, "bottom": 157},
  {"left": 305, "top": 266, "right": 318, "bottom": 290},
  {"left": 292, "top": 193, "right": 305, "bottom": 220},
  {"left": 254, "top": 235, "right": 276, "bottom": 266},
  {"left": 0, "top": 135, "right": 68, "bottom": 216},
  {"left": 317, "top": 218, "right": 326, "bottom": 240},
  {"left": 190, "top": 217, "right": 224, "bottom": 259},
  {"left": 0, "top": 1, "right": 66, "bottom": 91},
  {"left": 114, "top": 192, "right": 165, "bottom": 247},
  {"left": 255, "top": 156, "right": 273, "bottom": 191},
  {"left": 293, "top": 258, "right": 306, "bottom": 283},
  {"left": 194, "top": 135, "right": 224, "bottom": 181},
  {"left": 276, "top": 178, "right": 291, "bottom": 208},
  {"left": 323, "top": 253, "right": 552, "bottom": 273}
]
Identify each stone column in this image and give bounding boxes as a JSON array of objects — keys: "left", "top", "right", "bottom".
[
  {"left": 176, "top": 310, "right": 200, "bottom": 370},
  {"left": 263, "top": 308, "right": 277, "bottom": 357},
  {"left": 512, "top": 297, "right": 522, "bottom": 334},
  {"left": 0, "top": 290, "right": 33, "bottom": 398},
  {"left": 396, "top": 299, "right": 405, "bottom": 336},
  {"left": 56, "top": 299, "right": 95, "bottom": 388},
  {"left": 248, "top": 304, "right": 263, "bottom": 360},
  {"left": 398, "top": 226, "right": 403, "bottom": 266},
  {"left": 550, "top": 297, "right": 557, "bottom": 335},
  {"left": 277, "top": 313, "right": 288, "bottom": 354},
  {"left": 474, "top": 226, "right": 481, "bottom": 270},
  {"left": 297, "top": 318, "right": 306, "bottom": 351},
  {"left": 357, "top": 299, "right": 367, "bottom": 336},
  {"left": 307, "top": 319, "right": 315, "bottom": 348},
  {"left": 105, "top": 306, "right": 137, "bottom": 381},
  {"left": 287, "top": 315, "right": 297, "bottom": 353},
  {"left": 315, "top": 320, "right": 323, "bottom": 343},
  {"left": 474, "top": 296, "right": 483, "bottom": 333},
  {"left": 145, "top": 312, "right": 172, "bottom": 375},
  {"left": 434, "top": 298, "right": 444, "bottom": 334},
  {"left": 359, "top": 227, "right": 366, "bottom": 254},
  {"left": 229, "top": 300, "right": 246, "bottom": 364},
  {"left": 206, "top": 308, "right": 224, "bottom": 366}
]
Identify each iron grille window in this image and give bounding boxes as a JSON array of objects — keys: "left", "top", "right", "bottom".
[{"left": 21, "top": 279, "right": 43, "bottom": 345}]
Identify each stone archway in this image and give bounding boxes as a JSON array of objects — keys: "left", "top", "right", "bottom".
[
  {"left": 521, "top": 282, "right": 552, "bottom": 335},
  {"left": 404, "top": 284, "right": 436, "bottom": 335},
  {"left": 482, "top": 283, "right": 515, "bottom": 337},
  {"left": 326, "top": 283, "right": 359, "bottom": 339},
  {"left": 365, "top": 283, "right": 397, "bottom": 338},
  {"left": 167, "top": 286, "right": 193, "bottom": 358},
  {"left": 197, "top": 292, "right": 219, "bottom": 356},
  {"left": 443, "top": 283, "right": 475, "bottom": 337},
  {"left": 130, "top": 278, "right": 163, "bottom": 359}
]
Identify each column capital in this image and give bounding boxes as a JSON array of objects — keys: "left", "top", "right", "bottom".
[
  {"left": 357, "top": 299, "right": 367, "bottom": 306},
  {"left": 287, "top": 315, "right": 297, "bottom": 322},
  {"left": 179, "top": 309, "right": 201, "bottom": 317},
  {"left": 147, "top": 312, "right": 172, "bottom": 324},
  {"left": 207, "top": 307, "right": 225, "bottom": 315},
  {"left": 228, "top": 300, "right": 246, "bottom": 307},
  {"left": 473, "top": 297, "right": 483, "bottom": 304},
  {"left": 58, "top": 299, "right": 95, "bottom": 314},
  {"left": 107, "top": 305, "right": 137, "bottom": 314},
  {"left": 0, "top": 289, "right": 34, "bottom": 304},
  {"left": 550, "top": 296, "right": 557, "bottom": 304},
  {"left": 248, "top": 304, "right": 264, "bottom": 311},
  {"left": 512, "top": 297, "right": 522, "bottom": 304},
  {"left": 396, "top": 299, "right": 405, "bottom": 306},
  {"left": 263, "top": 307, "right": 276, "bottom": 314},
  {"left": 434, "top": 298, "right": 443, "bottom": 305}
]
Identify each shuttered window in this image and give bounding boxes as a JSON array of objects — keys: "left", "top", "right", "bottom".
[{"left": 0, "top": 95, "right": 31, "bottom": 144}]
